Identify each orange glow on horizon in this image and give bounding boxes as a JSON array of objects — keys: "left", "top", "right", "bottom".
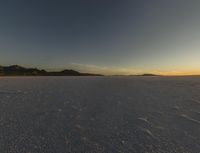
[{"left": 148, "top": 69, "right": 200, "bottom": 76}]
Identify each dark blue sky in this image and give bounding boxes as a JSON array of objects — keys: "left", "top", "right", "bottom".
[{"left": 1, "top": 0, "right": 200, "bottom": 75}]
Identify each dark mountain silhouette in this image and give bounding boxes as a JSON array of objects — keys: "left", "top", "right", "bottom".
[
  {"left": 140, "top": 74, "right": 159, "bottom": 76},
  {"left": 0, "top": 65, "right": 103, "bottom": 76}
]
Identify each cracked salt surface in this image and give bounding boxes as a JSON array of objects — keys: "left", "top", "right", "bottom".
[{"left": 0, "top": 76, "right": 200, "bottom": 153}]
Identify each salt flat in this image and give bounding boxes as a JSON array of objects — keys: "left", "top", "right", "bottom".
[{"left": 0, "top": 76, "right": 200, "bottom": 153}]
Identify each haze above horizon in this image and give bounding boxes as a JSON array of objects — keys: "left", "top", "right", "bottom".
[{"left": 1, "top": 0, "right": 200, "bottom": 75}]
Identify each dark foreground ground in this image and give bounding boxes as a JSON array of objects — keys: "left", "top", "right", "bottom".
[{"left": 0, "top": 76, "right": 200, "bottom": 153}]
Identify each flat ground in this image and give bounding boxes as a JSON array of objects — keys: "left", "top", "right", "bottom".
[{"left": 0, "top": 76, "right": 200, "bottom": 153}]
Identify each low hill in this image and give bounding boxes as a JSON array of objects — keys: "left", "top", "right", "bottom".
[
  {"left": 140, "top": 74, "right": 159, "bottom": 76},
  {"left": 0, "top": 65, "right": 103, "bottom": 76}
]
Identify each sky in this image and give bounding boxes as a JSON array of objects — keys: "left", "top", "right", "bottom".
[{"left": 1, "top": 0, "right": 200, "bottom": 75}]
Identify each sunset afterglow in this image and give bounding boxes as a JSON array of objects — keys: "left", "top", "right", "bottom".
[{"left": 1, "top": 0, "right": 200, "bottom": 75}]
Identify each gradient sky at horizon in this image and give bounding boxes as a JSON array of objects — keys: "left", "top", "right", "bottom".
[{"left": 1, "top": 0, "right": 200, "bottom": 75}]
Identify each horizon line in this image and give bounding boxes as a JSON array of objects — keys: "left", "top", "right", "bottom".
[{"left": 1, "top": 64, "right": 200, "bottom": 76}]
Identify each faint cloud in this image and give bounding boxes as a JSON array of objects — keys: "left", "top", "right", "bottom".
[{"left": 69, "top": 63, "right": 142, "bottom": 75}]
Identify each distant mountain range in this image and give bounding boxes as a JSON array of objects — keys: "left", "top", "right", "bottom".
[
  {"left": 0, "top": 65, "right": 103, "bottom": 76},
  {"left": 139, "top": 74, "right": 159, "bottom": 76}
]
